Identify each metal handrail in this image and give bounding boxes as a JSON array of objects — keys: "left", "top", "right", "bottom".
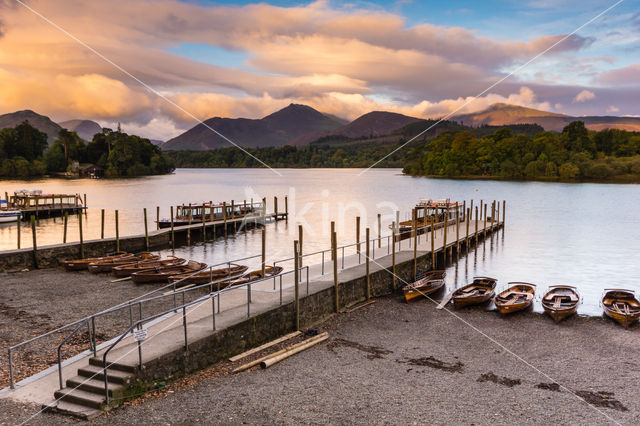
[{"left": 101, "top": 267, "right": 308, "bottom": 404}]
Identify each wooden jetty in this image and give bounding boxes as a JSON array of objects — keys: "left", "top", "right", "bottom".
[{"left": 5, "top": 191, "right": 85, "bottom": 220}]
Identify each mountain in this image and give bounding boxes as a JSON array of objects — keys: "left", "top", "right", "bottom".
[
  {"left": 149, "top": 139, "right": 165, "bottom": 146},
  {"left": 0, "top": 110, "right": 62, "bottom": 145},
  {"left": 59, "top": 119, "right": 103, "bottom": 141},
  {"left": 454, "top": 103, "right": 640, "bottom": 132},
  {"left": 163, "top": 104, "right": 345, "bottom": 150}
]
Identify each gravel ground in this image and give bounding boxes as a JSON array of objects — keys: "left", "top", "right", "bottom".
[
  {"left": 0, "top": 267, "right": 208, "bottom": 389},
  {"left": 2, "top": 295, "right": 639, "bottom": 425}
]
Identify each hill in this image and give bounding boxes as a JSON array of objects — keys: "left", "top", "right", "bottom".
[
  {"left": 0, "top": 110, "right": 62, "bottom": 145},
  {"left": 162, "top": 104, "right": 344, "bottom": 150},
  {"left": 454, "top": 103, "right": 640, "bottom": 132},
  {"left": 59, "top": 119, "right": 103, "bottom": 141}
]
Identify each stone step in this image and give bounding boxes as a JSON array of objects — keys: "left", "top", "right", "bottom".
[
  {"left": 65, "top": 376, "right": 125, "bottom": 399},
  {"left": 53, "top": 387, "right": 106, "bottom": 410},
  {"left": 45, "top": 399, "right": 102, "bottom": 420},
  {"left": 89, "top": 356, "right": 137, "bottom": 374},
  {"left": 78, "top": 364, "right": 134, "bottom": 385}
]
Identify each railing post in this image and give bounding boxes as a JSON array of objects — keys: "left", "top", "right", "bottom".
[
  {"left": 170, "top": 206, "right": 175, "bottom": 249},
  {"left": 431, "top": 216, "right": 435, "bottom": 269},
  {"left": 115, "top": 210, "right": 120, "bottom": 252},
  {"left": 285, "top": 196, "right": 288, "bottom": 222},
  {"left": 63, "top": 212, "right": 68, "bottom": 244},
  {"left": 156, "top": 206, "right": 160, "bottom": 230},
  {"left": 391, "top": 222, "right": 396, "bottom": 289},
  {"left": 183, "top": 306, "right": 188, "bottom": 351},
  {"left": 356, "top": 216, "right": 361, "bottom": 255},
  {"left": 298, "top": 225, "right": 303, "bottom": 268},
  {"left": 377, "top": 213, "right": 381, "bottom": 249},
  {"left": 101, "top": 209, "right": 105, "bottom": 239},
  {"left": 366, "top": 228, "right": 370, "bottom": 299},
  {"left": 143, "top": 208, "right": 149, "bottom": 250},
  {"left": 261, "top": 228, "right": 266, "bottom": 276},
  {"left": 78, "top": 212, "right": 84, "bottom": 258},
  {"left": 332, "top": 230, "right": 339, "bottom": 312},
  {"left": 330, "top": 221, "right": 335, "bottom": 260},
  {"left": 8, "top": 348, "right": 14, "bottom": 389},
  {"left": 294, "top": 240, "right": 300, "bottom": 331},
  {"left": 30, "top": 215, "right": 38, "bottom": 269}
]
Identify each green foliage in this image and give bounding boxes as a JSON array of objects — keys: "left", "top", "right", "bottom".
[{"left": 405, "top": 121, "right": 640, "bottom": 182}]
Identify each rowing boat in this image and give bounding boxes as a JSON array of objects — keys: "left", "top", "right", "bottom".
[
  {"left": 87, "top": 252, "right": 159, "bottom": 273},
  {"left": 451, "top": 276, "right": 497, "bottom": 309},
  {"left": 602, "top": 289, "right": 640, "bottom": 329},
  {"left": 111, "top": 256, "right": 186, "bottom": 278},
  {"left": 494, "top": 282, "right": 536, "bottom": 315},
  {"left": 62, "top": 252, "right": 130, "bottom": 271},
  {"left": 131, "top": 260, "right": 208, "bottom": 284},
  {"left": 403, "top": 270, "right": 446, "bottom": 303},
  {"left": 226, "top": 266, "right": 284, "bottom": 287},
  {"left": 542, "top": 285, "right": 580, "bottom": 323},
  {"left": 169, "top": 264, "right": 249, "bottom": 285}
]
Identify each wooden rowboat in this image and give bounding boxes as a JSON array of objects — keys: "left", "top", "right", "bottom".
[
  {"left": 542, "top": 285, "right": 580, "bottom": 323},
  {"left": 494, "top": 282, "right": 536, "bottom": 315},
  {"left": 63, "top": 252, "right": 130, "bottom": 272},
  {"left": 169, "top": 264, "right": 249, "bottom": 285},
  {"left": 112, "top": 256, "right": 185, "bottom": 278},
  {"left": 403, "top": 270, "right": 446, "bottom": 303},
  {"left": 88, "top": 252, "right": 159, "bottom": 273},
  {"left": 451, "top": 276, "right": 497, "bottom": 309},
  {"left": 226, "top": 266, "right": 284, "bottom": 287},
  {"left": 602, "top": 289, "right": 640, "bottom": 329},
  {"left": 131, "top": 260, "right": 207, "bottom": 284}
]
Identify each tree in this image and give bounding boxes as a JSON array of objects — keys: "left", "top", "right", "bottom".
[{"left": 558, "top": 162, "right": 579, "bottom": 179}]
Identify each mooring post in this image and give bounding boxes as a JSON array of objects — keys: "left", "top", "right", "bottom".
[
  {"left": 144, "top": 208, "right": 149, "bottom": 250},
  {"left": 484, "top": 204, "right": 488, "bottom": 238},
  {"left": 330, "top": 221, "right": 335, "bottom": 261},
  {"left": 356, "top": 216, "right": 361, "bottom": 255},
  {"left": 34, "top": 195, "right": 39, "bottom": 221},
  {"left": 496, "top": 201, "right": 500, "bottom": 226},
  {"left": 377, "top": 213, "right": 382, "bottom": 248},
  {"left": 480, "top": 200, "right": 483, "bottom": 223},
  {"left": 465, "top": 207, "right": 470, "bottom": 248},
  {"left": 455, "top": 202, "right": 460, "bottom": 255},
  {"left": 83, "top": 194, "right": 87, "bottom": 212},
  {"left": 170, "top": 206, "right": 175, "bottom": 249},
  {"left": 262, "top": 197, "right": 266, "bottom": 224},
  {"left": 503, "top": 200, "right": 506, "bottom": 225},
  {"left": 412, "top": 209, "right": 417, "bottom": 280},
  {"left": 474, "top": 206, "right": 478, "bottom": 244},
  {"left": 78, "top": 212, "right": 84, "bottom": 258},
  {"left": 30, "top": 215, "right": 38, "bottom": 269},
  {"left": 430, "top": 216, "right": 435, "bottom": 268},
  {"left": 63, "top": 212, "right": 68, "bottom": 244},
  {"left": 187, "top": 204, "right": 192, "bottom": 245},
  {"left": 332, "top": 230, "right": 339, "bottom": 312},
  {"left": 261, "top": 228, "right": 266, "bottom": 276},
  {"left": 366, "top": 227, "right": 371, "bottom": 299},
  {"left": 16, "top": 215, "right": 21, "bottom": 249},
  {"left": 443, "top": 209, "right": 448, "bottom": 264},
  {"left": 285, "top": 196, "right": 289, "bottom": 222},
  {"left": 222, "top": 201, "right": 227, "bottom": 238},
  {"left": 115, "top": 210, "right": 120, "bottom": 251},
  {"left": 156, "top": 206, "right": 160, "bottom": 230},
  {"left": 231, "top": 200, "right": 236, "bottom": 232},
  {"left": 202, "top": 206, "right": 206, "bottom": 242},
  {"left": 298, "top": 225, "right": 303, "bottom": 267},
  {"left": 101, "top": 209, "right": 105, "bottom": 239},
  {"left": 274, "top": 196, "right": 278, "bottom": 217},
  {"left": 294, "top": 240, "right": 300, "bottom": 330},
  {"left": 391, "top": 221, "right": 397, "bottom": 288}
]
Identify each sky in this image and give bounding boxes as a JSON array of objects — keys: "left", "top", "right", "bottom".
[{"left": 0, "top": 0, "right": 639, "bottom": 140}]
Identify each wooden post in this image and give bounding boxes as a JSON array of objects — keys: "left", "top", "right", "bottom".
[
  {"left": 187, "top": 204, "right": 192, "bottom": 245},
  {"left": 455, "top": 202, "right": 460, "bottom": 255},
  {"left": 377, "top": 213, "right": 382, "bottom": 248},
  {"left": 366, "top": 227, "right": 371, "bottom": 299},
  {"left": 156, "top": 206, "right": 160, "bottom": 230},
  {"left": 332, "top": 230, "right": 339, "bottom": 312},
  {"left": 503, "top": 200, "right": 506, "bottom": 225},
  {"left": 443, "top": 209, "right": 448, "bottom": 264},
  {"left": 78, "top": 212, "right": 84, "bottom": 258},
  {"left": 144, "top": 208, "right": 149, "bottom": 250},
  {"left": 202, "top": 206, "right": 206, "bottom": 242},
  {"left": 115, "top": 210, "right": 120, "bottom": 251},
  {"left": 83, "top": 193, "right": 87, "bottom": 210},
  {"left": 391, "top": 221, "right": 397, "bottom": 288},
  {"left": 30, "top": 216, "right": 38, "bottom": 269},
  {"left": 465, "top": 207, "right": 470, "bottom": 248},
  {"left": 101, "top": 209, "right": 105, "bottom": 239},
  {"left": 330, "top": 221, "right": 335, "bottom": 261},
  {"left": 475, "top": 206, "right": 478, "bottom": 244},
  {"left": 285, "top": 196, "right": 288, "bottom": 222},
  {"left": 430, "top": 216, "right": 435, "bottom": 268},
  {"left": 356, "top": 216, "right": 361, "bottom": 254},
  {"left": 170, "top": 206, "right": 175, "bottom": 249},
  {"left": 298, "top": 225, "right": 303, "bottom": 267},
  {"left": 231, "top": 200, "right": 236, "bottom": 231},
  {"left": 483, "top": 204, "right": 488, "bottom": 237},
  {"left": 294, "top": 240, "right": 300, "bottom": 330},
  {"left": 262, "top": 197, "right": 266, "bottom": 224},
  {"left": 412, "top": 209, "right": 417, "bottom": 280},
  {"left": 480, "top": 200, "right": 483, "bottom": 222},
  {"left": 223, "top": 201, "right": 227, "bottom": 238},
  {"left": 63, "top": 212, "right": 68, "bottom": 244},
  {"left": 34, "top": 195, "right": 39, "bottom": 221},
  {"left": 496, "top": 201, "right": 500, "bottom": 225},
  {"left": 274, "top": 196, "right": 278, "bottom": 217},
  {"left": 16, "top": 215, "right": 21, "bottom": 249},
  {"left": 261, "top": 228, "right": 266, "bottom": 276}
]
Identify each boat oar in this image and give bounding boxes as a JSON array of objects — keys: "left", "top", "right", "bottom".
[
  {"left": 436, "top": 292, "right": 455, "bottom": 310},
  {"left": 110, "top": 276, "right": 132, "bottom": 283}
]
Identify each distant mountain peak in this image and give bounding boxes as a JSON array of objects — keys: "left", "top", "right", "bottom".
[
  {"left": 0, "top": 110, "right": 62, "bottom": 145},
  {"left": 59, "top": 119, "right": 103, "bottom": 141}
]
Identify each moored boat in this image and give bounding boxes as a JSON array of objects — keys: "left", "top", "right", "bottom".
[
  {"left": 62, "top": 252, "right": 130, "bottom": 271},
  {"left": 451, "top": 276, "right": 497, "bottom": 309},
  {"left": 0, "top": 210, "right": 22, "bottom": 223},
  {"left": 494, "top": 282, "right": 536, "bottom": 315},
  {"left": 131, "top": 260, "right": 207, "bottom": 284},
  {"left": 403, "top": 270, "right": 446, "bottom": 303},
  {"left": 542, "top": 285, "right": 580, "bottom": 323},
  {"left": 112, "top": 256, "right": 186, "bottom": 278},
  {"left": 225, "top": 265, "right": 284, "bottom": 287},
  {"left": 88, "top": 252, "right": 159, "bottom": 273},
  {"left": 169, "top": 264, "right": 249, "bottom": 285},
  {"left": 602, "top": 289, "right": 640, "bottom": 329}
]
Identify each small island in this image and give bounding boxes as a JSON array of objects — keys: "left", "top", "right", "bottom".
[{"left": 0, "top": 121, "right": 175, "bottom": 179}]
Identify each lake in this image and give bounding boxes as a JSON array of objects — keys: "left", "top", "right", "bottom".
[{"left": 1, "top": 168, "right": 639, "bottom": 315}]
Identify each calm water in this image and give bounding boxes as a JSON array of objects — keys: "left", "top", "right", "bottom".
[{"left": 1, "top": 168, "right": 639, "bottom": 315}]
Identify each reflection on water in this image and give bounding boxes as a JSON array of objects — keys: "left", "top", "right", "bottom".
[{"left": 1, "top": 168, "right": 639, "bottom": 315}]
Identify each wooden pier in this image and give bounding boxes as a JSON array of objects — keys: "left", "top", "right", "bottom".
[{"left": 3, "top": 192, "right": 86, "bottom": 220}]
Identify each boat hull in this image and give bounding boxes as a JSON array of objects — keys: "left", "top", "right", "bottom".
[
  {"left": 604, "top": 309, "right": 640, "bottom": 329},
  {"left": 543, "top": 306, "right": 577, "bottom": 323},
  {"left": 404, "top": 281, "right": 445, "bottom": 303},
  {"left": 453, "top": 292, "right": 494, "bottom": 309}
]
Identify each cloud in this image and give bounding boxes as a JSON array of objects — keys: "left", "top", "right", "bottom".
[
  {"left": 598, "top": 64, "right": 640, "bottom": 87},
  {"left": 573, "top": 90, "right": 595, "bottom": 103},
  {"left": 607, "top": 105, "right": 620, "bottom": 113}
]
